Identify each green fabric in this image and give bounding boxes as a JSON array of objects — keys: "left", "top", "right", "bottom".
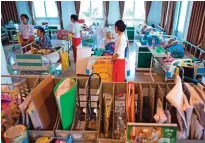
[
  {"left": 54, "top": 78, "right": 76, "bottom": 130},
  {"left": 155, "top": 46, "right": 166, "bottom": 53},
  {"left": 94, "top": 48, "right": 105, "bottom": 56},
  {"left": 17, "top": 63, "right": 42, "bottom": 66},
  {"left": 16, "top": 54, "right": 41, "bottom": 59}
]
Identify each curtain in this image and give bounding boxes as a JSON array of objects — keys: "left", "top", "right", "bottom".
[
  {"left": 74, "top": 1, "right": 81, "bottom": 16},
  {"left": 103, "top": 1, "right": 109, "bottom": 26},
  {"left": 144, "top": 1, "right": 152, "bottom": 23},
  {"left": 56, "top": 1, "right": 64, "bottom": 29},
  {"left": 164, "top": 1, "right": 176, "bottom": 34},
  {"left": 119, "top": 1, "right": 125, "bottom": 20},
  {"left": 159, "top": 1, "right": 168, "bottom": 28},
  {"left": 28, "top": 1, "right": 35, "bottom": 25},
  {"left": 1, "top": 1, "right": 19, "bottom": 25},
  {"left": 187, "top": 2, "right": 205, "bottom": 50}
]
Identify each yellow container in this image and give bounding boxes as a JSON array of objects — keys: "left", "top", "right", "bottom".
[
  {"left": 93, "top": 57, "right": 113, "bottom": 82},
  {"left": 60, "top": 51, "right": 69, "bottom": 73},
  {"left": 69, "top": 33, "right": 72, "bottom": 40}
]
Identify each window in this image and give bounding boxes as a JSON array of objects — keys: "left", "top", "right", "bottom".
[
  {"left": 123, "top": 1, "right": 145, "bottom": 20},
  {"left": 33, "top": 1, "right": 58, "bottom": 18},
  {"left": 177, "top": 1, "right": 188, "bottom": 32},
  {"left": 79, "top": 1, "right": 103, "bottom": 19}
]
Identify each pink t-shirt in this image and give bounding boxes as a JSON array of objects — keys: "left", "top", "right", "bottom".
[{"left": 19, "top": 23, "right": 34, "bottom": 39}]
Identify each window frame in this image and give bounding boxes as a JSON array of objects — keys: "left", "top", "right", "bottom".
[
  {"left": 33, "top": 1, "right": 58, "bottom": 19},
  {"left": 123, "top": 1, "right": 145, "bottom": 21},
  {"left": 79, "top": 1, "right": 104, "bottom": 20}
]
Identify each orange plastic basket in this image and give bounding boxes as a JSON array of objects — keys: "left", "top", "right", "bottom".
[{"left": 93, "top": 57, "right": 113, "bottom": 82}]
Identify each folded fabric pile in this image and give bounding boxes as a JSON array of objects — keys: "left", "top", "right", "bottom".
[{"left": 154, "top": 76, "right": 205, "bottom": 140}]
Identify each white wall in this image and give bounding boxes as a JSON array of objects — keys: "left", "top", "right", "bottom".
[{"left": 147, "top": 1, "right": 162, "bottom": 25}]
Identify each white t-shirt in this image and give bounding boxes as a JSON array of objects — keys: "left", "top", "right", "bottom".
[
  {"left": 114, "top": 33, "right": 127, "bottom": 59},
  {"left": 19, "top": 24, "right": 34, "bottom": 39},
  {"left": 71, "top": 22, "right": 81, "bottom": 38}
]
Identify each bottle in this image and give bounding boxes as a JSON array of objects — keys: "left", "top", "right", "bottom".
[
  {"left": 152, "top": 38, "right": 155, "bottom": 49},
  {"left": 114, "top": 103, "right": 125, "bottom": 139}
]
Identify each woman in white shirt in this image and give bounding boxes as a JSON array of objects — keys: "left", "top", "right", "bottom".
[
  {"left": 112, "top": 20, "right": 127, "bottom": 82},
  {"left": 70, "top": 14, "right": 81, "bottom": 62},
  {"left": 19, "top": 14, "right": 34, "bottom": 53}
]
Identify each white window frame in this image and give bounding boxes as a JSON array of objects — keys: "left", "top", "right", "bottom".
[
  {"left": 79, "top": 1, "right": 104, "bottom": 20},
  {"left": 33, "top": 1, "right": 58, "bottom": 19},
  {"left": 123, "top": 1, "right": 145, "bottom": 21}
]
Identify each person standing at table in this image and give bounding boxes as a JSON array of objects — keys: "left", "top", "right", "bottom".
[
  {"left": 70, "top": 14, "right": 81, "bottom": 63},
  {"left": 112, "top": 20, "right": 127, "bottom": 82},
  {"left": 19, "top": 14, "right": 35, "bottom": 53}
]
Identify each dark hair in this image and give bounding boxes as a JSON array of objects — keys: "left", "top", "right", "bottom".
[
  {"left": 115, "top": 20, "right": 126, "bottom": 32},
  {"left": 70, "top": 14, "right": 78, "bottom": 21},
  {"left": 37, "top": 26, "right": 45, "bottom": 34},
  {"left": 20, "top": 14, "right": 29, "bottom": 21},
  {"left": 151, "top": 24, "right": 155, "bottom": 28}
]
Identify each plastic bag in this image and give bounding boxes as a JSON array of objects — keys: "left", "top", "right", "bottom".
[{"left": 60, "top": 51, "right": 69, "bottom": 73}]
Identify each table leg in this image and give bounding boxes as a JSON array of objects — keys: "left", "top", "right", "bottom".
[{"left": 150, "top": 56, "right": 155, "bottom": 82}]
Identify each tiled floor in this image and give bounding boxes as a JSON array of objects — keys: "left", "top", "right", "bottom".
[{"left": 2, "top": 41, "right": 168, "bottom": 82}]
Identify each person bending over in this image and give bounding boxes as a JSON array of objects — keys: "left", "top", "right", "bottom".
[{"left": 163, "top": 39, "right": 184, "bottom": 62}]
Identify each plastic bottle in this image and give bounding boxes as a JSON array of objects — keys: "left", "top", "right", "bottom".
[
  {"left": 114, "top": 103, "right": 125, "bottom": 139},
  {"left": 152, "top": 38, "right": 155, "bottom": 49}
]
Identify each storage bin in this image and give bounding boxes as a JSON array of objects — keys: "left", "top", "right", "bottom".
[
  {"left": 55, "top": 78, "right": 101, "bottom": 142},
  {"left": 16, "top": 76, "right": 63, "bottom": 141},
  {"left": 93, "top": 56, "right": 113, "bottom": 82},
  {"left": 98, "top": 82, "right": 143, "bottom": 143}
]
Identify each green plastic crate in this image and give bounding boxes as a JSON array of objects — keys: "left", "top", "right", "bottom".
[
  {"left": 126, "top": 27, "right": 135, "bottom": 40},
  {"left": 137, "top": 47, "right": 152, "bottom": 68}
]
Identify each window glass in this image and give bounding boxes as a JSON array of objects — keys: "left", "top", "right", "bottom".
[
  {"left": 123, "top": 1, "right": 134, "bottom": 19},
  {"left": 123, "top": 1, "right": 145, "bottom": 20},
  {"left": 178, "top": 1, "right": 188, "bottom": 32},
  {"left": 79, "top": 1, "right": 103, "bottom": 19},
  {"left": 45, "top": 1, "right": 58, "bottom": 17},
  {"left": 79, "top": 1, "right": 91, "bottom": 19},
  {"left": 134, "top": 1, "right": 145, "bottom": 20},
  {"left": 34, "top": 1, "right": 46, "bottom": 18},
  {"left": 92, "top": 1, "right": 103, "bottom": 18}
]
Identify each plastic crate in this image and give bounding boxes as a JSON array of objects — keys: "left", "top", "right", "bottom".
[{"left": 93, "top": 56, "right": 113, "bottom": 82}]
